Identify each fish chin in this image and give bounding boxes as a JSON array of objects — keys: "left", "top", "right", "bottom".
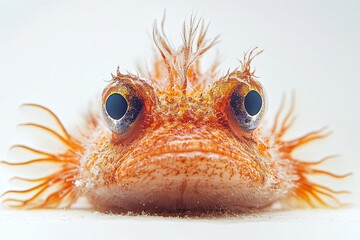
[{"left": 86, "top": 146, "right": 280, "bottom": 213}]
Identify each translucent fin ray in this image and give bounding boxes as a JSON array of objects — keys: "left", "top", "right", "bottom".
[
  {"left": 274, "top": 96, "right": 351, "bottom": 208},
  {"left": 1, "top": 104, "right": 83, "bottom": 209}
]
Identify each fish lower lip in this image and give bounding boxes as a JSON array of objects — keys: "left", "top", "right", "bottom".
[
  {"left": 90, "top": 150, "right": 269, "bottom": 213},
  {"left": 117, "top": 149, "right": 264, "bottom": 184},
  {"left": 120, "top": 139, "right": 260, "bottom": 167}
]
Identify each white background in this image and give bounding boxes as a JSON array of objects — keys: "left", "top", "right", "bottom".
[{"left": 0, "top": 0, "right": 359, "bottom": 239}]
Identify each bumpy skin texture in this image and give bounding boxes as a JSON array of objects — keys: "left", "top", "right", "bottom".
[{"left": 1, "top": 17, "right": 349, "bottom": 213}]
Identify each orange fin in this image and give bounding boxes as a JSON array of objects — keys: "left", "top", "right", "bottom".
[
  {"left": 273, "top": 95, "right": 351, "bottom": 208},
  {"left": 1, "top": 104, "right": 83, "bottom": 209}
]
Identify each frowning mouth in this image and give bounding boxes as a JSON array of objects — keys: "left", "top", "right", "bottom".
[
  {"left": 116, "top": 139, "right": 266, "bottom": 185},
  {"left": 88, "top": 143, "right": 270, "bottom": 214}
]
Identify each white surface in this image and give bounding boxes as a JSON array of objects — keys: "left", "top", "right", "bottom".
[
  {"left": 0, "top": 208, "right": 359, "bottom": 240},
  {"left": 0, "top": 0, "right": 360, "bottom": 239}
]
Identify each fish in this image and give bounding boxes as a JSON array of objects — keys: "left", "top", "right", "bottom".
[{"left": 0, "top": 16, "right": 351, "bottom": 214}]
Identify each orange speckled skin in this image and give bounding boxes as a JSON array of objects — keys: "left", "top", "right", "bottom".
[
  {"left": 79, "top": 73, "right": 287, "bottom": 212},
  {"left": 1, "top": 17, "right": 348, "bottom": 213}
]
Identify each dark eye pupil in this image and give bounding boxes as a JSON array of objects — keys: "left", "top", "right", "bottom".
[
  {"left": 106, "top": 93, "right": 128, "bottom": 120},
  {"left": 244, "top": 90, "right": 262, "bottom": 116}
]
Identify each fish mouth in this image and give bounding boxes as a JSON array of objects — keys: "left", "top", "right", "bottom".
[
  {"left": 88, "top": 139, "right": 274, "bottom": 213},
  {"left": 120, "top": 139, "right": 264, "bottom": 170},
  {"left": 115, "top": 139, "right": 266, "bottom": 185}
]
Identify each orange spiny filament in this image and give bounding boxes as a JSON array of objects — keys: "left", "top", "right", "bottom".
[
  {"left": 272, "top": 94, "right": 351, "bottom": 208},
  {"left": 0, "top": 104, "right": 82, "bottom": 209}
]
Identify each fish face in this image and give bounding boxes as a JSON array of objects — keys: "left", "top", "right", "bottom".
[
  {"left": 80, "top": 70, "right": 290, "bottom": 213},
  {"left": 1, "top": 17, "right": 348, "bottom": 213}
]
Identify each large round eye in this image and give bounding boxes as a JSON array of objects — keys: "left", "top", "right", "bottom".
[
  {"left": 244, "top": 90, "right": 262, "bottom": 116},
  {"left": 105, "top": 93, "right": 128, "bottom": 120},
  {"left": 228, "top": 85, "right": 266, "bottom": 132},
  {"left": 101, "top": 82, "right": 143, "bottom": 135}
]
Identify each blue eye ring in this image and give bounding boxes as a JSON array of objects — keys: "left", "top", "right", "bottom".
[
  {"left": 101, "top": 82, "right": 143, "bottom": 135},
  {"left": 228, "top": 84, "right": 266, "bottom": 132}
]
